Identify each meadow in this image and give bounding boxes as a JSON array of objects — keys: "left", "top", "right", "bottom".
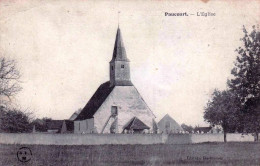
[{"left": 0, "top": 142, "right": 260, "bottom": 166}]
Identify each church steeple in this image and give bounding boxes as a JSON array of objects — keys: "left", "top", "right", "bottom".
[
  {"left": 110, "top": 27, "right": 132, "bottom": 86},
  {"left": 110, "top": 27, "right": 129, "bottom": 62}
]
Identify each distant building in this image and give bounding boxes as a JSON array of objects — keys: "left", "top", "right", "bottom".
[
  {"left": 44, "top": 120, "right": 74, "bottom": 133},
  {"left": 194, "top": 126, "right": 222, "bottom": 134},
  {"left": 46, "top": 120, "right": 63, "bottom": 133},
  {"left": 157, "top": 114, "right": 183, "bottom": 134},
  {"left": 73, "top": 27, "right": 156, "bottom": 134},
  {"left": 194, "top": 127, "right": 212, "bottom": 134}
]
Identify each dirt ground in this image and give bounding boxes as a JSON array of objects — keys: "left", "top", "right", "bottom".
[{"left": 0, "top": 142, "right": 260, "bottom": 166}]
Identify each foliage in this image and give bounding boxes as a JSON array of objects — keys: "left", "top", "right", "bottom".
[
  {"left": 228, "top": 26, "right": 260, "bottom": 103},
  {"left": 31, "top": 117, "right": 52, "bottom": 132},
  {"left": 204, "top": 90, "right": 240, "bottom": 141},
  {"left": 181, "top": 123, "right": 193, "bottom": 133},
  {"left": 0, "top": 107, "right": 32, "bottom": 133},
  {"left": 204, "top": 25, "right": 260, "bottom": 141},
  {"left": 228, "top": 25, "right": 260, "bottom": 140},
  {"left": 243, "top": 97, "right": 260, "bottom": 134}
]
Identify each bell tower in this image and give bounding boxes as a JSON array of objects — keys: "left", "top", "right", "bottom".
[{"left": 110, "top": 27, "right": 132, "bottom": 86}]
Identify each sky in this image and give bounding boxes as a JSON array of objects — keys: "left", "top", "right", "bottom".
[{"left": 0, "top": 0, "right": 259, "bottom": 126}]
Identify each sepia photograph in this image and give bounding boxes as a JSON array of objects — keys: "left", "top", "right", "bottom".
[{"left": 0, "top": 0, "right": 259, "bottom": 165}]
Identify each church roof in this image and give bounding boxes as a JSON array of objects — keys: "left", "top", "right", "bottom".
[
  {"left": 75, "top": 81, "right": 114, "bottom": 120},
  {"left": 124, "top": 117, "right": 150, "bottom": 130},
  {"left": 110, "top": 27, "right": 129, "bottom": 62}
]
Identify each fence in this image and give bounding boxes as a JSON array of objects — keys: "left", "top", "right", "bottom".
[{"left": 0, "top": 133, "right": 256, "bottom": 145}]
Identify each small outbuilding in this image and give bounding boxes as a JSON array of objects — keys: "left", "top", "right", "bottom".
[
  {"left": 157, "top": 114, "right": 183, "bottom": 134},
  {"left": 123, "top": 117, "right": 150, "bottom": 134},
  {"left": 46, "top": 120, "right": 64, "bottom": 133}
]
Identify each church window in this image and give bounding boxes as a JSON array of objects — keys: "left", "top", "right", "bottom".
[
  {"left": 121, "top": 65, "right": 124, "bottom": 68},
  {"left": 111, "top": 66, "right": 113, "bottom": 70},
  {"left": 79, "top": 123, "right": 80, "bottom": 131},
  {"left": 111, "top": 106, "right": 118, "bottom": 116}
]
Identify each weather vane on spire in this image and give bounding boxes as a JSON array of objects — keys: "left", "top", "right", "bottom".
[{"left": 118, "top": 11, "right": 120, "bottom": 27}]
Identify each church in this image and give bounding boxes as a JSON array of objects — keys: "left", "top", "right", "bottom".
[{"left": 73, "top": 27, "right": 157, "bottom": 134}]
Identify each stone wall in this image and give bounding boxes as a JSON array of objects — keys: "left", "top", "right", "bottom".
[
  {"left": 0, "top": 133, "right": 164, "bottom": 145},
  {"left": 0, "top": 133, "right": 256, "bottom": 145}
]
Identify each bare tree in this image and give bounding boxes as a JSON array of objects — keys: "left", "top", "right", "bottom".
[{"left": 0, "top": 57, "right": 22, "bottom": 106}]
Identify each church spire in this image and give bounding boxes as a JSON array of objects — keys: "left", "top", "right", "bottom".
[
  {"left": 110, "top": 27, "right": 129, "bottom": 62},
  {"left": 109, "top": 27, "right": 132, "bottom": 86}
]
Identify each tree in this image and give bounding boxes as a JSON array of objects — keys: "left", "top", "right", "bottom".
[
  {"left": 228, "top": 25, "right": 260, "bottom": 141},
  {"left": 0, "top": 57, "right": 22, "bottom": 106},
  {"left": 0, "top": 107, "right": 32, "bottom": 133},
  {"left": 181, "top": 123, "right": 193, "bottom": 133},
  {"left": 31, "top": 117, "right": 52, "bottom": 132},
  {"left": 204, "top": 90, "right": 240, "bottom": 142},
  {"left": 243, "top": 97, "right": 260, "bottom": 141}
]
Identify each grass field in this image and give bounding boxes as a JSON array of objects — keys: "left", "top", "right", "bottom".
[{"left": 0, "top": 142, "right": 260, "bottom": 166}]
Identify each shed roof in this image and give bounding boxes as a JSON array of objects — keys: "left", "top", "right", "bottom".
[{"left": 124, "top": 117, "right": 150, "bottom": 130}]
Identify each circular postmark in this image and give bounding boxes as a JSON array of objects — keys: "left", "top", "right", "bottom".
[{"left": 17, "top": 147, "right": 32, "bottom": 162}]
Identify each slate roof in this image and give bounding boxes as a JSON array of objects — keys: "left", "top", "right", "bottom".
[
  {"left": 110, "top": 27, "right": 129, "bottom": 62},
  {"left": 75, "top": 81, "right": 115, "bottom": 120},
  {"left": 46, "top": 120, "right": 63, "bottom": 131},
  {"left": 124, "top": 117, "right": 150, "bottom": 130}
]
